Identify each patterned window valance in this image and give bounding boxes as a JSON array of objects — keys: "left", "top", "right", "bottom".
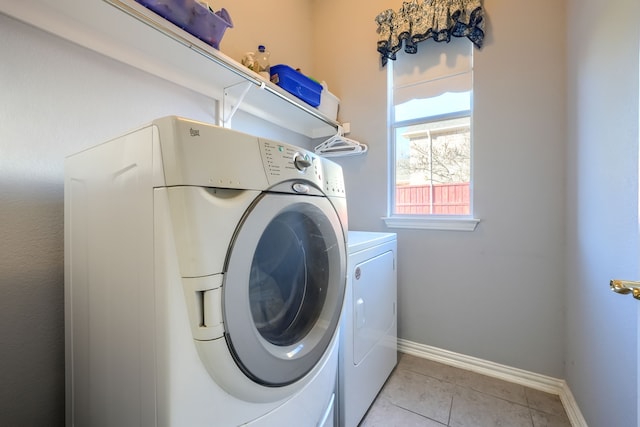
[{"left": 375, "top": 0, "right": 485, "bottom": 66}]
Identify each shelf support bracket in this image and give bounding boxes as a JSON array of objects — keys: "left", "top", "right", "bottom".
[{"left": 222, "top": 81, "right": 255, "bottom": 128}]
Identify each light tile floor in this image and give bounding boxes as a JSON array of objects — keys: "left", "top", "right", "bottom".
[{"left": 359, "top": 353, "right": 572, "bottom": 427}]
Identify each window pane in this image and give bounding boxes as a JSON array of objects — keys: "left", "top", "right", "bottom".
[{"left": 394, "top": 117, "right": 471, "bottom": 215}]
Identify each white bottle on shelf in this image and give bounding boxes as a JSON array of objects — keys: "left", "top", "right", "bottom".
[{"left": 255, "top": 45, "right": 270, "bottom": 80}]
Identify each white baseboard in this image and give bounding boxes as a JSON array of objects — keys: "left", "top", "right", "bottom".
[{"left": 397, "top": 339, "right": 588, "bottom": 427}]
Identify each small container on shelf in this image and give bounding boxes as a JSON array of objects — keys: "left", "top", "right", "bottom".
[
  {"left": 318, "top": 83, "right": 340, "bottom": 121},
  {"left": 254, "top": 45, "right": 271, "bottom": 80},
  {"left": 136, "top": 0, "right": 191, "bottom": 27},
  {"left": 189, "top": 6, "right": 233, "bottom": 49},
  {"left": 135, "top": 0, "right": 233, "bottom": 50},
  {"left": 270, "top": 64, "right": 323, "bottom": 107}
]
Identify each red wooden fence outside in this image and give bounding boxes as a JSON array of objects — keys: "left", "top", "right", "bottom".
[{"left": 396, "top": 183, "right": 470, "bottom": 215}]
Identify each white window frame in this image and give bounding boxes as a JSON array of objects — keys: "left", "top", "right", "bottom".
[{"left": 383, "top": 50, "right": 480, "bottom": 232}]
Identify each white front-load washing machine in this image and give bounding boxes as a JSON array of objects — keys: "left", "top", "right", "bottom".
[
  {"left": 64, "top": 116, "right": 348, "bottom": 426},
  {"left": 338, "top": 231, "right": 397, "bottom": 427}
]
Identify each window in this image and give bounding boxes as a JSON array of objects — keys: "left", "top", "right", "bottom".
[{"left": 385, "top": 38, "right": 479, "bottom": 231}]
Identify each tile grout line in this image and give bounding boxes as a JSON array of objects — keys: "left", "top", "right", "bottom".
[
  {"left": 446, "top": 393, "right": 454, "bottom": 426},
  {"left": 524, "top": 388, "right": 536, "bottom": 427},
  {"left": 387, "top": 398, "right": 448, "bottom": 426}
]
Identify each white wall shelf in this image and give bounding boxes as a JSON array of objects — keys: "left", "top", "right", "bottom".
[{"left": 0, "top": 0, "right": 340, "bottom": 139}]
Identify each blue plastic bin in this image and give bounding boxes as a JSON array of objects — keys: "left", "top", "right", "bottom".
[{"left": 270, "top": 65, "right": 323, "bottom": 107}]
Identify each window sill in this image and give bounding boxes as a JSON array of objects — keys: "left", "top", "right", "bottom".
[{"left": 382, "top": 216, "right": 480, "bottom": 231}]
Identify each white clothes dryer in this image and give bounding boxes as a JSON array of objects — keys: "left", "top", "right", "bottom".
[
  {"left": 64, "top": 116, "right": 348, "bottom": 426},
  {"left": 338, "top": 231, "right": 397, "bottom": 427}
]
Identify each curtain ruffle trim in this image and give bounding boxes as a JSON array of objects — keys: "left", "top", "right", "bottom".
[{"left": 376, "top": 0, "right": 485, "bottom": 66}]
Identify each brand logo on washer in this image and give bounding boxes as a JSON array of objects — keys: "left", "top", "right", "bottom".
[
  {"left": 189, "top": 127, "right": 200, "bottom": 137},
  {"left": 355, "top": 267, "right": 361, "bottom": 280}
]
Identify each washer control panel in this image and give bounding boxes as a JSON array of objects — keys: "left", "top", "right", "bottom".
[{"left": 259, "top": 138, "right": 345, "bottom": 197}]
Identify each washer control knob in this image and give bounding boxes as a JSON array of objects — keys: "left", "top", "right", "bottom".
[{"left": 293, "top": 153, "right": 312, "bottom": 171}]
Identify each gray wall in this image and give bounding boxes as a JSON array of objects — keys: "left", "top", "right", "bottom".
[
  {"left": 0, "top": 13, "right": 305, "bottom": 425},
  {"left": 2, "top": 0, "right": 639, "bottom": 425},
  {"left": 565, "top": 0, "right": 639, "bottom": 425},
  {"left": 314, "top": 0, "right": 567, "bottom": 378},
  {"left": 0, "top": 14, "right": 209, "bottom": 425}
]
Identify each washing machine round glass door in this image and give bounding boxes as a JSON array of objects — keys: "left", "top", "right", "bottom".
[{"left": 223, "top": 192, "right": 346, "bottom": 386}]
